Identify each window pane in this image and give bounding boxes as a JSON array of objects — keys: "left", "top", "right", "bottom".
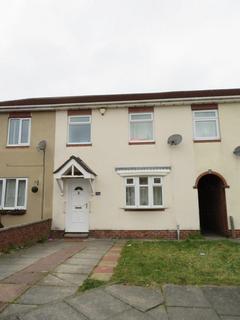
[
  {"left": 20, "top": 119, "right": 30, "bottom": 144},
  {"left": 4, "top": 180, "right": 16, "bottom": 207},
  {"left": 0, "top": 180, "right": 2, "bottom": 206},
  {"left": 153, "top": 186, "right": 162, "bottom": 206},
  {"left": 126, "top": 178, "right": 134, "bottom": 185},
  {"left": 70, "top": 116, "right": 90, "bottom": 123},
  {"left": 130, "top": 121, "right": 153, "bottom": 140},
  {"left": 194, "top": 111, "right": 216, "bottom": 118},
  {"left": 140, "top": 186, "right": 148, "bottom": 205},
  {"left": 131, "top": 113, "right": 152, "bottom": 121},
  {"left": 195, "top": 120, "right": 217, "bottom": 138},
  {"left": 69, "top": 123, "right": 91, "bottom": 143},
  {"left": 139, "top": 177, "right": 148, "bottom": 185},
  {"left": 9, "top": 119, "right": 20, "bottom": 144},
  {"left": 154, "top": 178, "right": 161, "bottom": 184},
  {"left": 17, "top": 180, "right": 26, "bottom": 207},
  {"left": 126, "top": 186, "right": 135, "bottom": 206}
]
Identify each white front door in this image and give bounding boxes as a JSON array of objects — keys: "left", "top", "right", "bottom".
[{"left": 66, "top": 179, "right": 90, "bottom": 232}]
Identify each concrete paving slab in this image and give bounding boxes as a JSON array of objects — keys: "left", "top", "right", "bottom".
[
  {"left": 164, "top": 284, "right": 210, "bottom": 307},
  {"left": 22, "top": 301, "right": 87, "bottom": 320},
  {"left": 0, "top": 303, "right": 37, "bottom": 318},
  {"left": 0, "top": 314, "right": 19, "bottom": 320},
  {"left": 147, "top": 305, "right": 168, "bottom": 320},
  {"left": 17, "top": 285, "right": 77, "bottom": 305},
  {"left": 63, "top": 259, "right": 97, "bottom": 267},
  {"left": 0, "top": 284, "right": 28, "bottom": 303},
  {"left": 54, "top": 264, "right": 93, "bottom": 274},
  {"left": 202, "top": 287, "right": 240, "bottom": 316},
  {"left": 51, "top": 273, "right": 88, "bottom": 286},
  {"left": 66, "top": 288, "right": 130, "bottom": 320},
  {"left": 38, "top": 274, "right": 77, "bottom": 287},
  {"left": 112, "top": 308, "right": 153, "bottom": 319},
  {"left": 221, "top": 317, "right": 240, "bottom": 320},
  {"left": 167, "top": 307, "right": 220, "bottom": 320},
  {"left": 106, "top": 284, "right": 164, "bottom": 312}
]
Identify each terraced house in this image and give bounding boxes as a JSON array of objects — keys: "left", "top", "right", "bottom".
[{"left": 0, "top": 88, "right": 240, "bottom": 239}]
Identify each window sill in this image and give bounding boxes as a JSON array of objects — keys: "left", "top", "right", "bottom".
[
  {"left": 129, "top": 141, "right": 155, "bottom": 145},
  {"left": 0, "top": 209, "right": 26, "bottom": 215},
  {"left": 193, "top": 139, "right": 221, "bottom": 143},
  {"left": 66, "top": 143, "right": 92, "bottom": 147},
  {"left": 123, "top": 207, "right": 166, "bottom": 211}
]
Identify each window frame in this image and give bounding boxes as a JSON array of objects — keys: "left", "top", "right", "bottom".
[
  {"left": 129, "top": 112, "right": 154, "bottom": 143},
  {"left": 7, "top": 118, "right": 31, "bottom": 147},
  {"left": 192, "top": 109, "right": 220, "bottom": 141},
  {"left": 125, "top": 176, "right": 164, "bottom": 209},
  {"left": 68, "top": 115, "right": 92, "bottom": 145},
  {"left": 0, "top": 178, "right": 28, "bottom": 210}
]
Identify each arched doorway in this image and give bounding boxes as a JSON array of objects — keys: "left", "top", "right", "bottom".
[{"left": 196, "top": 172, "right": 228, "bottom": 236}]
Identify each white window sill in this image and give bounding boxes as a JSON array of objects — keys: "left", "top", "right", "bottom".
[{"left": 6, "top": 144, "right": 30, "bottom": 147}]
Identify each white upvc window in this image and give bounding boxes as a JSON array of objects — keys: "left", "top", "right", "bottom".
[
  {"left": 193, "top": 110, "right": 220, "bottom": 140},
  {"left": 125, "top": 176, "right": 163, "bottom": 208},
  {"left": 129, "top": 112, "right": 154, "bottom": 142},
  {"left": 7, "top": 118, "right": 31, "bottom": 146},
  {"left": 68, "top": 115, "right": 91, "bottom": 144},
  {"left": 0, "top": 178, "right": 28, "bottom": 210}
]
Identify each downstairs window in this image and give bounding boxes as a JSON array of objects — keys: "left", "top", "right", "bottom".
[
  {"left": 0, "top": 178, "right": 27, "bottom": 209},
  {"left": 125, "top": 176, "right": 163, "bottom": 208}
]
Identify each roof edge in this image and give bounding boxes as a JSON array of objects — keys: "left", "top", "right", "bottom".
[{"left": 1, "top": 88, "right": 240, "bottom": 109}]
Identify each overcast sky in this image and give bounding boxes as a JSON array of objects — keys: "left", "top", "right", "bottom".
[{"left": 0, "top": 0, "right": 240, "bottom": 101}]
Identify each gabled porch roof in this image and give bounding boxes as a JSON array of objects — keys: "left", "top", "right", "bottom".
[{"left": 54, "top": 155, "right": 97, "bottom": 179}]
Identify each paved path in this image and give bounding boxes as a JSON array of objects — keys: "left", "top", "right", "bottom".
[
  {"left": 1, "top": 282, "right": 240, "bottom": 319},
  {"left": 1, "top": 240, "right": 240, "bottom": 319},
  {"left": 0, "top": 239, "right": 114, "bottom": 319}
]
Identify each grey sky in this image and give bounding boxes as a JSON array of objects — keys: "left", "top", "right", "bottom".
[{"left": 0, "top": 0, "right": 240, "bottom": 101}]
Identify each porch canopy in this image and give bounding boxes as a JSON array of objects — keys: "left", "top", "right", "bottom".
[{"left": 53, "top": 155, "right": 97, "bottom": 195}]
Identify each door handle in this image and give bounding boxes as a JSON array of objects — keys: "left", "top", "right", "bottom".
[{"left": 75, "top": 206, "right": 82, "bottom": 209}]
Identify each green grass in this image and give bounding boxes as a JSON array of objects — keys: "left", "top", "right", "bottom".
[
  {"left": 78, "top": 279, "right": 106, "bottom": 292},
  {"left": 112, "top": 240, "right": 240, "bottom": 286}
]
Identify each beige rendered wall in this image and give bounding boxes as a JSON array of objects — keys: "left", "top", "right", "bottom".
[
  {"left": 0, "top": 111, "right": 55, "bottom": 227},
  {"left": 52, "top": 103, "right": 240, "bottom": 231},
  {"left": 53, "top": 105, "right": 197, "bottom": 232}
]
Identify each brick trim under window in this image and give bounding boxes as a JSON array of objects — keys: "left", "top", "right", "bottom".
[
  {"left": 9, "top": 112, "right": 31, "bottom": 118},
  {"left": 191, "top": 103, "right": 218, "bottom": 110},
  {"left": 128, "top": 107, "right": 154, "bottom": 113},
  {"left": 68, "top": 109, "right": 92, "bottom": 115}
]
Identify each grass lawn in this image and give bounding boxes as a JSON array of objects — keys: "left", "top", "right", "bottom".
[{"left": 112, "top": 240, "right": 240, "bottom": 286}]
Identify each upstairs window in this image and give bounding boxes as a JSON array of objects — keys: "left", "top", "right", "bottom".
[
  {"left": 68, "top": 115, "right": 91, "bottom": 145},
  {"left": 193, "top": 110, "right": 220, "bottom": 141},
  {"left": 125, "top": 176, "right": 163, "bottom": 208},
  {"left": 8, "top": 118, "right": 31, "bottom": 146},
  {"left": 0, "top": 178, "right": 27, "bottom": 209},
  {"left": 129, "top": 112, "right": 154, "bottom": 142}
]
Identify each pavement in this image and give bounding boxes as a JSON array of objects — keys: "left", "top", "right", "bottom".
[{"left": 0, "top": 239, "right": 240, "bottom": 319}]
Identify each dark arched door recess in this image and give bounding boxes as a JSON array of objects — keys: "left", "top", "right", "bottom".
[{"left": 196, "top": 173, "right": 228, "bottom": 236}]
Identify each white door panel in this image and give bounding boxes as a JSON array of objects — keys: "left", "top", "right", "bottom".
[{"left": 66, "top": 180, "right": 90, "bottom": 232}]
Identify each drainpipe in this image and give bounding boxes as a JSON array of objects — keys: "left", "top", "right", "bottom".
[
  {"left": 41, "top": 149, "right": 46, "bottom": 220},
  {"left": 37, "top": 140, "right": 47, "bottom": 220}
]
